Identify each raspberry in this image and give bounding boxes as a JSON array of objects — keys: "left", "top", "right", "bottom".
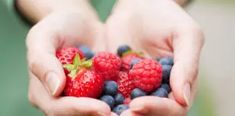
[
  {"left": 129, "top": 59, "right": 162, "bottom": 93},
  {"left": 121, "top": 53, "right": 143, "bottom": 71},
  {"left": 93, "top": 52, "right": 121, "bottom": 80},
  {"left": 117, "top": 71, "right": 135, "bottom": 98}
]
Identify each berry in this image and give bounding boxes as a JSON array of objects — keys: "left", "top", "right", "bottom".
[
  {"left": 123, "top": 97, "right": 131, "bottom": 105},
  {"left": 93, "top": 52, "right": 121, "bottom": 80},
  {"left": 152, "top": 88, "right": 168, "bottom": 98},
  {"left": 161, "top": 84, "right": 171, "bottom": 93},
  {"left": 162, "top": 65, "right": 172, "bottom": 84},
  {"left": 78, "top": 45, "right": 94, "bottom": 59},
  {"left": 130, "top": 58, "right": 142, "bottom": 69},
  {"left": 159, "top": 57, "right": 174, "bottom": 66},
  {"left": 129, "top": 59, "right": 162, "bottom": 93},
  {"left": 121, "top": 53, "right": 142, "bottom": 71},
  {"left": 113, "top": 104, "right": 129, "bottom": 115},
  {"left": 56, "top": 47, "right": 84, "bottom": 65},
  {"left": 100, "top": 95, "right": 115, "bottom": 109},
  {"left": 63, "top": 69, "right": 104, "bottom": 98},
  {"left": 117, "top": 71, "right": 135, "bottom": 98},
  {"left": 131, "top": 88, "right": 146, "bottom": 99},
  {"left": 103, "top": 81, "right": 118, "bottom": 96},
  {"left": 117, "top": 45, "right": 131, "bottom": 57},
  {"left": 114, "top": 93, "right": 125, "bottom": 105}
]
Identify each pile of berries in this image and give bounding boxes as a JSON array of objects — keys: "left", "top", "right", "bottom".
[{"left": 56, "top": 45, "right": 174, "bottom": 115}]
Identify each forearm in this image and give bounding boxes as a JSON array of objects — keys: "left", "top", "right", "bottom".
[{"left": 16, "top": 0, "right": 97, "bottom": 23}]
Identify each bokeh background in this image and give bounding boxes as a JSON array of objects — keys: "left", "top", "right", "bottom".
[{"left": 0, "top": 0, "right": 234, "bottom": 115}]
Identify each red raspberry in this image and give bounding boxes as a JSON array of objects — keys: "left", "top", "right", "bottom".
[
  {"left": 56, "top": 47, "right": 84, "bottom": 65},
  {"left": 64, "top": 69, "right": 104, "bottom": 98},
  {"left": 93, "top": 52, "right": 121, "bottom": 80},
  {"left": 121, "top": 53, "right": 143, "bottom": 71},
  {"left": 117, "top": 71, "right": 135, "bottom": 98},
  {"left": 129, "top": 59, "right": 162, "bottom": 93}
]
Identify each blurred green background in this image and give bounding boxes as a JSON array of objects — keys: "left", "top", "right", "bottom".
[{"left": 1, "top": 0, "right": 234, "bottom": 115}]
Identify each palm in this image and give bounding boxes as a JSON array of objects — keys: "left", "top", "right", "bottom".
[{"left": 106, "top": 0, "right": 204, "bottom": 116}]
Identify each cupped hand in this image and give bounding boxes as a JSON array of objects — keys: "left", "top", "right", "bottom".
[
  {"left": 106, "top": 0, "right": 204, "bottom": 115},
  {"left": 27, "top": 11, "right": 115, "bottom": 116}
]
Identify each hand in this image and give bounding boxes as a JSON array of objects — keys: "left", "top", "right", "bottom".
[
  {"left": 27, "top": 11, "right": 114, "bottom": 116},
  {"left": 106, "top": 0, "right": 204, "bottom": 115}
]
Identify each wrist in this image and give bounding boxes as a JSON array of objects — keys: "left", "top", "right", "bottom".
[{"left": 17, "top": 0, "right": 97, "bottom": 23}]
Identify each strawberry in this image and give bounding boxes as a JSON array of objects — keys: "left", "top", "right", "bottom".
[
  {"left": 129, "top": 59, "right": 162, "bottom": 93},
  {"left": 63, "top": 54, "right": 104, "bottom": 98},
  {"left": 121, "top": 53, "right": 143, "bottom": 71},
  {"left": 117, "top": 71, "right": 135, "bottom": 98},
  {"left": 93, "top": 52, "right": 121, "bottom": 80},
  {"left": 64, "top": 69, "right": 104, "bottom": 98},
  {"left": 56, "top": 47, "right": 84, "bottom": 65}
]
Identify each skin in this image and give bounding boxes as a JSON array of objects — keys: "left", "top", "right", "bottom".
[
  {"left": 17, "top": 0, "right": 204, "bottom": 116},
  {"left": 106, "top": 0, "right": 204, "bottom": 116},
  {"left": 17, "top": 0, "right": 113, "bottom": 116}
]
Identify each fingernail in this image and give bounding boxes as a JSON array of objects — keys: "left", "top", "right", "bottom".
[
  {"left": 46, "top": 72, "right": 60, "bottom": 96},
  {"left": 131, "top": 106, "right": 148, "bottom": 114},
  {"left": 183, "top": 83, "right": 191, "bottom": 106}
]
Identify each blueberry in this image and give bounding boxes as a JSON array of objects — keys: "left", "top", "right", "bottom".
[
  {"left": 113, "top": 104, "right": 129, "bottom": 115},
  {"left": 103, "top": 81, "right": 118, "bottom": 96},
  {"left": 162, "top": 65, "right": 172, "bottom": 84},
  {"left": 114, "top": 93, "right": 125, "bottom": 105},
  {"left": 152, "top": 88, "right": 168, "bottom": 98},
  {"left": 117, "top": 45, "right": 131, "bottom": 57},
  {"left": 78, "top": 45, "right": 94, "bottom": 59},
  {"left": 159, "top": 57, "right": 174, "bottom": 66},
  {"left": 131, "top": 88, "right": 146, "bottom": 99},
  {"left": 160, "top": 84, "right": 171, "bottom": 93},
  {"left": 130, "top": 58, "right": 141, "bottom": 69},
  {"left": 100, "top": 95, "right": 115, "bottom": 109}
]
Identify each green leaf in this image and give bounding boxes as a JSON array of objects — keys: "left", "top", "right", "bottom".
[
  {"left": 81, "top": 59, "right": 92, "bottom": 68},
  {"left": 73, "top": 54, "right": 81, "bottom": 66},
  {"left": 63, "top": 64, "right": 75, "bottom": 71},
  {"left": 69, "top": 69, "right": 77, "bottom": 78}
]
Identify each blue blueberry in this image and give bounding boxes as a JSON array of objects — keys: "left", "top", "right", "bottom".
[
  {"left": 103, "top": 81, "right": 118, "bottom": 96},
  {"left": 114, "top": 93, "right": 125, "bottom": 105},
  {"left": 159, "top": 57, "right": 174, "bottom": 66},
  {"left": 161, "top": 84, "right": 171, "bottom": 93},
  {"left": 131, "top": 88, "right": 146, "bottom": 99},
  {"left": 162, "top": 65, "right": 172, "bottom": 84},
  {"left": 78, "top": 45, "right": 94, "bottom": 59},
  {"left": 152, "top": 88, "right": 168, "bottom": 98},
  {"left": 113, "top": 104, "right": 129, "bottom": 115},
  {"left": 100, "top": 95, "right": 115, "bottom": 109},
  {"left": 117, "top": 45, "right": 131, "bottom": 57},
  {"left": 130, "top": 58, "right": 141, "bottom": 69}
]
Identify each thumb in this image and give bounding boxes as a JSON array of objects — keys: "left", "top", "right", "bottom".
[
  {"left": 170, "top": 25, "right": 204, "bottom": 106},
  {"left": 27, "top": 27, "right": 65, "bottom": 97}
]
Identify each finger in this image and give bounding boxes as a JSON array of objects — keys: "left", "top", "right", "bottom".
[
  {"left": 111, "top": 112, "right": 118, "bottom": 116},
  {"left": 28, "top": 73, "right": 112, "bottom": 116},
  {"left": 106, "top": 14, "right": 143, "bottom": 53},
  {"left": 27, "top": 26, "right": 65, "bottom": 96},
  {"left": 92, "top": 22, "right": 107, "bottom": 52},
  {"left": 120, "top": 110, "right": 141, "bottom": 116},
  {"left": 129, "top": 96, "right": 187, "bottom": 116},
  {"left": 171, "top": 25, "right": 204, "bottom": 106}
]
